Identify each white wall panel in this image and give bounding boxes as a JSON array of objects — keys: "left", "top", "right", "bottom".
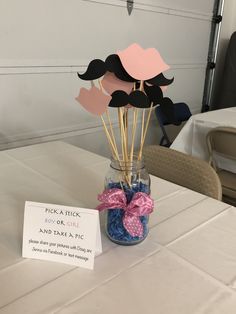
[
  {"left": 132, "top": 0, "right": 214, "bottom": 15},
  {"left": 83, "top": 0, "right": 214, "bottom": 18},
  {"left": 165, "top": 67, "right": 206, "bottom": 112},
  {"left": 0, "top": 67, "right": 204, "bottom": 146},
  {"left": 0, "top": 0, "right": 211, "bottom": 65},
  {"left": 0, "top": 0, "right": 214, "bottom": 152}
]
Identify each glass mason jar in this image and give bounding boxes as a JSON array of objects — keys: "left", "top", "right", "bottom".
[{"left": 104, "top": 155, "right": 151, "bottom": 245}]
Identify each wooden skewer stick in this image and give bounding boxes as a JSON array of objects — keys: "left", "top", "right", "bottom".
[
  {"left": 139, "top": 80, "right": 145, "bottom": 146},
  {"left": 124, "top": 107, "right": 129, "bottom": 159},
  {"left": 90, "top": 80, "right": 116, "bottom": 158},
  {"left": 123, "top": 108, "right": 129, "bottom": 163},
  {"left": 98, "top": 80, "right": 125, "bottom": 182},
  {"left": 98, "top": 79, "right": 119, "bottom": 158},
  {"left": 122, "top": 108, "right": 126, "bottom": 161},
  {"left": 117, "top": 107, "right": 132, "bottom": 186},
  {"left": 140, "top": 110, "right": 145, "bottom": 145},
  {"left": 130, "top": 108, "right": 138, "bottom": 163},
  {"left": 120, "top": 107, "right": 128, "bottom": 162},
  {"left": 129, "top": 82, "right": 138, "bottom": 163},
  {"left": 96, "top": 80, "right": 128, "bottom": 186},
  {"left": 105, "top": 109, "right": 119, "bottom": 157},
  {"left": 138, "top": 102, "right": 154, "bottom": 160},
  {"left": 118, "top": 108, "right": 125, "bottom": 161},
  {"left": 133, "top": 80, "right": 145, "bottom": 161},
  {"left": 120, "top": 107, "right": 131, "bottom": 184},
  {"left": 101, "top": 115, "right": 120, "bottom": 161},
  {"left": 102, "top": 114, "right": 124, "bottom": 190},
  {"left": 124, "top": 108, "right": 129, "bottom": 162}
]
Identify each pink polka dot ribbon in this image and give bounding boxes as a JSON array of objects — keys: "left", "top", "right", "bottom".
[{"left": 97, "top": 188, "right": 154, "bottom": 237}]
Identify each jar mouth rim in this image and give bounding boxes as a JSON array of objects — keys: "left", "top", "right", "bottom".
[
  {"left": 110, "top": 153, "right": 143, "bottom": 161},
  {"left": 110, "top": 154, "right": 145, "bottom": 171}
]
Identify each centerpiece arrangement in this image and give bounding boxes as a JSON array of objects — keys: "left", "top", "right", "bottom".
[{"left": 76, "top": 43, "right": 174, "bottom": 245}]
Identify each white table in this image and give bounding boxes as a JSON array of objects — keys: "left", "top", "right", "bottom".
[
  {"left": 171, "top": 107, "right": 236, "bottom": 173},
  {"left": 1, "top": 141, "right": 236, "bottom": 313}
]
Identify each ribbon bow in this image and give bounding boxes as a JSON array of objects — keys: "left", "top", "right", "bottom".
[{"left": 97, "top": 188, "right": 154, "bottom": 237}]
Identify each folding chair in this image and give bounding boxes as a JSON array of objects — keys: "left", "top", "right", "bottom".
[
  {"left": 207, "top": 127, "right": 236, "bottom": 205},
  {"left": 143, "top": 145, "right": 222, "bottom": 200},
  {"left": 155, "top": 102, "right": 191, "bottom": 147}
]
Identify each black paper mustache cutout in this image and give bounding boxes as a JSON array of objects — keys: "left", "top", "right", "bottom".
[
  {"left": 77, "top": 59, "right": 106, "bottom": 81},
  {"left": 78, "top": 55, "right": 174, "bottom": 85},
  {"left": 108, "top": 83, "right": 177, "bottom": 116},
  {"left": 146, "top": 73, "right": 174, "bottom": 86},
  {"left": 109, "top": 90, "right": 150, "bottom": 108},
  {"left": 105, "top": 54, "right": 136, "bottom": 82},
  {"left": 144, "top": 83, "right": 163, "bottom": 105},
  {"left": 78, "top": 55, "right": 136, "bottom": 82},
  {"left": 131, "top": 83, "right": 163, "bottom": 106}
]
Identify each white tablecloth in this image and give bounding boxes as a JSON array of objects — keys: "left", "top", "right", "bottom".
[
  {"left": 171, "top": 107, "right": 236, "bottom": 173},
  {"left": 1, "top": 141, "right": 236, "bottom": 313}
]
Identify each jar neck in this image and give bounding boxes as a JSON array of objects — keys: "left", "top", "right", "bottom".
[{"left": 110, "top": 155, "right": 144, "bottom": 172}]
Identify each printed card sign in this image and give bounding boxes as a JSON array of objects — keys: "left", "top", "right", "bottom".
[{"left": 22, "top": 201, "right": 102, "bottom": 270}]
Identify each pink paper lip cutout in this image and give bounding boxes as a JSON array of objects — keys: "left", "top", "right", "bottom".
[
  {"left": 75, "top": 86, "right": 111, "bottom": 116},
  {"left": 117, "top": 43, "right": 170, "bottom": 81},
  {"left": 101, "top": 72, "right": 133, "bottom": 95}
]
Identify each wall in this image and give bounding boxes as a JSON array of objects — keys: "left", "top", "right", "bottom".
[{"left": 0, "top": 0, "right": 214, "bottom": 156}]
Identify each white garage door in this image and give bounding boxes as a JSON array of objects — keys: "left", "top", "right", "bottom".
[{"left": 0, "top": 0, "right": 214, "bottom": 150}]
